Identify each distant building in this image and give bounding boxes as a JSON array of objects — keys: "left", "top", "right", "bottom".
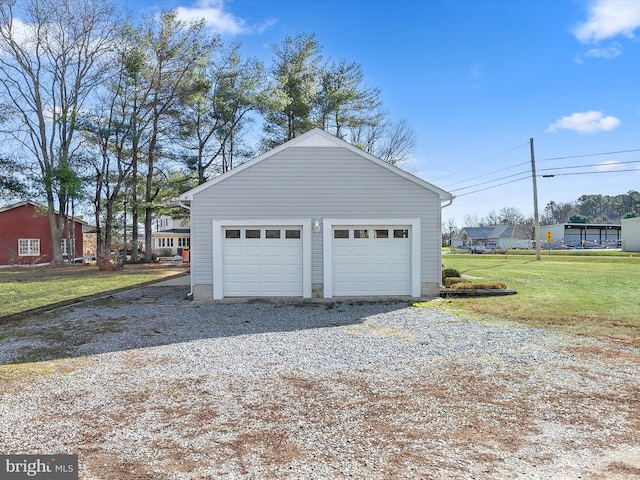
[
  {"left": 457, "top": 225, "right": 530, "bottom": 249},
  {"left": 621, "top": 217, "right": 640, "bottom": 252},
  {"left": 0, "top": 201, "right": 85, "bottom": 266},
  {"left": 151, "top": 215, "right": 190, "bottom": 256},
  {"left": 543, "top": 223, "right": 621, "bottom": 249}
]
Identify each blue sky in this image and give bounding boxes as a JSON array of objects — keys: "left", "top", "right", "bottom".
[{"left": 129, "top": 0, "right": 640, "bottom": 225}]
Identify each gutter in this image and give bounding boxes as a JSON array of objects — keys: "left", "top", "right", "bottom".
[{"left": 441, "top": 196, "right": 454, "bottom": 209}]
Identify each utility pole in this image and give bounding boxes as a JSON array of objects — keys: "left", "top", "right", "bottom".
[{"left": 530, "top": 138, "right": 541, "bottom": 260}]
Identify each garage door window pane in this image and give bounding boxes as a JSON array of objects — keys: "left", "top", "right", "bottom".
[
  {"left": 285, "top": 229, "right": 301, "bottom": 239},
  {"left": 266, "top": 229, "right": 281, "bottom": 239},
  {"left": 246, "top": 229, "right": 261, "bottom": 239},
  {"left": 334, "top": 229, "right": 349, "bottom": 239},
  {"left": 225, "top": 230, "right": 240, "bottom": 239},
  {"left": 374, "top": 229, "right": 389, "bottom": 239},
  {"left": 394, "top": 229, "right": 409, "bottom": 238},
  {"left": 354, "top": 229, "right": 369, "bottom": 239}
]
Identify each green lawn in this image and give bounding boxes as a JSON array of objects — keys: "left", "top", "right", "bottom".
[
  {"left": 0, "top": 264, "right": 186, "bottom": 318},
  {"left": 3, "top": 255, "right": 639, "bottom": 344},
  {"left": 439, "top": 253, "right": 640, "bottom": 343}
]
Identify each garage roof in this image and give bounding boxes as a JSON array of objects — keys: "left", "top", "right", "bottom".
[{"left": 180, "top": 128, "right": 453, "bottom": 202}]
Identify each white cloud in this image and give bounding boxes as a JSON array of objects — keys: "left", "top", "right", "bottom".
[
  {"left": 175, "top": 0, "right": 246, "bottom": 35},
  {"left": 573, "top": 0, "right": 640, "bottom": 43},
  {"left": 0, "top": 18, "right": 36, "bottom": 57},
  {"left": 174, "top": 0, "right": 275, "bottom": 36},
  {"left": 546, "top": 110, "right": 621, "bottom": 134},
  {"left": 574, "top": 42, "right": 622, "bottom": 63},
  {"left": 585, "top": 43, "right": 622, "bottom": 59},
  {"left": 596, "top": 160, "right": 626, "bottom": 171},
  {"left": 5, "top": 18, "right": 31, "bottom": 44}
]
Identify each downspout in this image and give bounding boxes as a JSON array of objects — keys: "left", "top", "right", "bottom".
[
  {"left": 178, "top": 200, "right": 194, "bottom": 299},
  {"left": 440, "top": 196, "right": 455, "bottom": 288}
]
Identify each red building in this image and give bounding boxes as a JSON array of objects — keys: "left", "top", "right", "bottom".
[{"left": 0, "top": 201, "right": 85, "bottom": 266}]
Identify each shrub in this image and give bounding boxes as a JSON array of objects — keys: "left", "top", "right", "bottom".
[
  {"left": 442, "top": 268, "right": 460, "bottom": 283},
  {"left": 444, "top": 277, "right": 466, "bottom": 287},
  {"left": 450, "top": 282, "right": 507, "bottom": 290}
]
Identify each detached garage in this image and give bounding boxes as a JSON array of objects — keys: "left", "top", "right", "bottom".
[{"left": 179, "top": 128, "right": 453, "bottom": 300}]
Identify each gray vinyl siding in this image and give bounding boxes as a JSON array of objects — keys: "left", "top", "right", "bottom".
[
  {"left": 311, "top": 233, "right": 323, "bottom": 284},
  {"left": 191, "top": 146, "right": 442, "bottom": 294}
]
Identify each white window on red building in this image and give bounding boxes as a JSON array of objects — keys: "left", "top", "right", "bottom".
[{"left": 18, "top": 238, "right": 40, "bottom": 256}]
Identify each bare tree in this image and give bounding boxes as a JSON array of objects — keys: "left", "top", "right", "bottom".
[
  {"left": 463, "top": 213, "right": 481, "bottom": 227},
  {"left": 483, "top": 210, "right": 500, "bottom": 226},
  {"left": 443, "top": 217, "right": 457, "bottom": 246},
  {"left": 543, "top": 201, "right": 576, "bottom": 225},
  {"left": 498, "top": 206, "right": 525, "bottom": 225},
  {"left": 78, "top": 48, "right": 140, "bottom": 259},
  {"left": 0, "top": 0, "right": 117, "bottom": 264},
  {"left": 368, "top": 119, "right": 417, "bottom": 167}
]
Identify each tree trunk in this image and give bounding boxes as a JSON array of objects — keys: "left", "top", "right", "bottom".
[{"left": 46, "top": 193, "right": 64, "bottom": 265}]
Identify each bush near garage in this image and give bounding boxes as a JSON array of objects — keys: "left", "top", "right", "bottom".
[{"left": 442, "top": 268, "right": 461, "bottom": 283}]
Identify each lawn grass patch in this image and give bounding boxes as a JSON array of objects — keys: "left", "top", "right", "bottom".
[
  {"left": 440, "top": 253, "right": 640, "bottom": 343},
  {"left": 0, "top": 264, "right": 186, "bottom": 318}
]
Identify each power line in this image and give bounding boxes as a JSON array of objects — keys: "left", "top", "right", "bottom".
[
  {"left": 538, "top": 159, "right": 640, "bottom": 173},
  {"left": 539, "top": 148, "right": 640, "bottom": 162},
  {"left": 540, "top": 168, "right": 640, "bottom": 178},
  {"left": 454, "top": 175, "right": 531, "bottom": 197},
  {"left": 443, "top": 161, "right": 530, "bottom": 189},
  {"left": 433, "top": 141, "right": 529, "bottom": 183},
  {"left": 449, "top": 169, "right": 531, "bottom": 193},
  {"left": 434, "top": 143, "right": 640, "bottom": 200}
]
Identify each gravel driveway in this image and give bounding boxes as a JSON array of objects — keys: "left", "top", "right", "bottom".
[{"left": 1, "top": 284, "right": 639, "bottom": 479}]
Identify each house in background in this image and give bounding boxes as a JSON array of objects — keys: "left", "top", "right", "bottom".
[
  {"left": 543, "top": 223, "right": 621, "bottom": 249},
  {"left": 457, "top": 225, "right": 530, "bottom": 250},
  {"left": 179, "top": 128, "right": 453, "bottom": 300},
  {"left": 0, "top": 201, "right": 85, "bottom": 266},
  {"left": 151, "top": 215, "right": 190, "bottom": 257},
  {"left": 621, "top": 217, "right": 640, "bottom": 252}
]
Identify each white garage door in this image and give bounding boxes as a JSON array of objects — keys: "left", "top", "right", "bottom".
[
  {"left": 332, "top": 226, "right": 411, "bottom": 296},
  {"left": 223, "top": 226, "right": 303, "bottom": 296}
]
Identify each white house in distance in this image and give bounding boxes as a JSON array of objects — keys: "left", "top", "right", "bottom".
[
  {"left": 457, "top": 225, "right": 530, "bottom": 250},
  {"left": 621, "top": 217, "right": 640, "bottom": 252},
  {"left": 179, "top": 128, "right": 453, "bottom": 300},
  {"left": 151, "top": 215, "right": 190, "bottom": 256}
]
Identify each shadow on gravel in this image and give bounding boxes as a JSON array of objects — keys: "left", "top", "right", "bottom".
[{"left": 0, "top": 285, "right": 412, "bottom": 365}]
